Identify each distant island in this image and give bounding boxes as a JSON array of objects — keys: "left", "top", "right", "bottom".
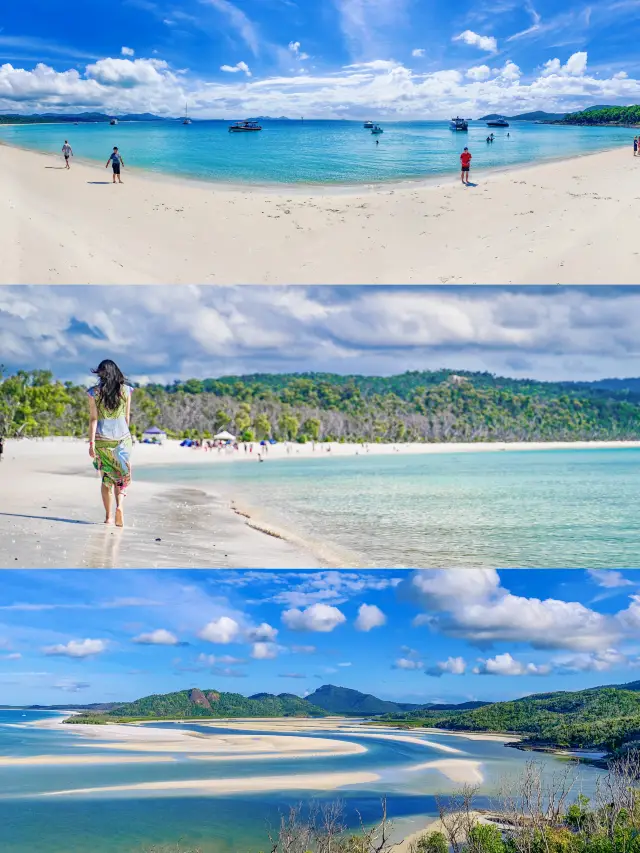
[
  {"left": 0, "top": 112, "right": 171, "bottom": 125},
  {"left": 4, "top": 367, "right": 640, "bottom": 443},
  {"left": 478, "top": 110, "right": 568, "bottom": 122},
  {"left": 55, "top": 679, "right": 640, "bottom": 759}
]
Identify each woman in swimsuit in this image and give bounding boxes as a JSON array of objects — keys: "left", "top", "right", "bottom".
[{"left": 87, "top": 359, "right": 133, "bottom": 527}]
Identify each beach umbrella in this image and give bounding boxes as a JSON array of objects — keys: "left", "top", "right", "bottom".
[{"left": 214, "top": 430, "right": 236, "bottom": 441}]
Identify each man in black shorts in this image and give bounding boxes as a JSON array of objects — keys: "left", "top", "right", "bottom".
[
  {"left": 460, "top": 147, "right": 472, "bottom": 185},
  {"left": 62, "top": 140, "right": 73, "bottom": 169},
  {"left": 106, "top": 147, "right": 124, "bottom": 183}
]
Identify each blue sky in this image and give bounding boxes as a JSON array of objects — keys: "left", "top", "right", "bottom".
[
  {"left": 1, "top": 0, "right": 639, "bottom": 118},
  {"left": 1, "top": 569, "right": 639, "bottom": 705},
  {"left": 3, "top": 286, "right": 640, "bottom": 386}
]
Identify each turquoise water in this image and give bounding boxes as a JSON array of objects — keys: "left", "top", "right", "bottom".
[
  {"left": 0, "top": 119, "right": 633, "bottom": 185},
  {"left": 0, "top": 711, "right": 603, "bottom": 853},
  {"left": 137, "top": 448, "right": 640, "bottom": 567}
]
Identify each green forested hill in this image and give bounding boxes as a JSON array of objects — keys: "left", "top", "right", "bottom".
[
  {"left": 3, "top": 368, "right": 640, "bottom": 443},
  {"left": 67, "top": 688, "right": 328, "bottom": 722},
  {"left": 380, "top": 685, "right": 640, "bottom": 750},
  {"left": 555, "top": 105, "right": 640, "bottom": 125}
]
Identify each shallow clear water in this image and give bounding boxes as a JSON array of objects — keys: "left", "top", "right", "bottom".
[
  {"left": 0, "top": 119, "right": 633, "bottom": 184},
  {"left": 0, "top": 712, "right": 603, "bottom": 853},
  {"left": 137, "top": 448, "right": 640, "bottom": 567}
]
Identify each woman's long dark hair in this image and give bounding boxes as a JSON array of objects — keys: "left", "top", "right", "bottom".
[{"left": 91, "top": 360, "right": 127, "bottom": 411}]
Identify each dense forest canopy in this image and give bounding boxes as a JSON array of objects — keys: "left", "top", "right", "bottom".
[
  {"left": 555, "top": 105, "right": 640, "bottom": 125},
  {"left": 2, "top": 367, "right": 640, "bottom": 443}
]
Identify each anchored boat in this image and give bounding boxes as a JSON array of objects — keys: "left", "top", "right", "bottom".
[
  {"left": 486, "top": 117, "right": 509, "bottom": 127},
  {"left": 449, "top": 117, "right": 468, "bottom": 131},
  {"left": 182, "top": 102, "right": 192, "bottom": 125},
  {"left": 371, "top": 124, "right": 384, "bottom": 134},
  {"left": 228, "top": 121, "right": 262, "bottom": 132},
  {"left": 363, "top": 120, "right": 374, "bottom": 128},
  {"left": 109, "top": 118, "right": 118, "bottom": 126}
]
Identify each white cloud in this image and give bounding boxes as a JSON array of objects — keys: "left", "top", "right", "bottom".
[
  {"left": 85, "top": 57, "right": 171, "bottom": 87},
  {"left": 554, "top": 648, "right": 628, "bottom": 673},
  {"left": 355, "top": 603, "right": 386, "bottom": 631},
  {"left": 121, "top": 47, "right": 135, "bottom": 57},
  {"left": 197, "top": 653, "right": 246, "bottom": 666},
  {"left": 0, "top": 653, "right": 22, "bottom": 660},
  {"left": 338, "top": 661, "right": 352, "bottom": 667},
  {"left": 251, "top": 642, "right": 279, "bottom": 659},
  {"left": 541, "top": 51, "right": 588, "bottom": 77},
  {"left": 588, "top": 570, "right": 633, "bottom": 589},
  {"left": 220, "top": 61, "right": 252, "bottom": 77},
  {"left": 198, "top": 616, "right": 241, "bottom": 644},
  {"left": 473, "top": 652, "right": 550, "bottom": 676},
  {"left": 43, "top": 638, "right": 107, "bottom": 658},
  {"left": 394, "top": 657, "right": 424, "bottom": 670},
  {"left": 466, "top": 64, "right": 491, "bottom": 80},
  {"left": 289, "top": 41, "right": 310, "bottom": 61},
  {"left": 132, "top": 629, "right": 180, "bottom": 646},
  {"left": 246, "top": 623, "right": 278, "bottom": 642},
  {"left": 52, "top": 679, "right": 91, "bottom": 692},
  {"left": 282, "top": 602, "right": 346, "bottom": 632},
  {"left": 412, "top": 48, "right": 425, "bottom": 57},
  {"left": 203, "top": 0, "right": 260, "bottom": 55},
  {"left": 426, "top": 656, "right": 467, "bottom": 677},
  {"left": 402, "top": 569, "right": 624, "bottom": 652},
  {"left": 453, "top": 30, "right": 498, "bottom": 54}
]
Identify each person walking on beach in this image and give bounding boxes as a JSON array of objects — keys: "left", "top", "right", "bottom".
[
  {"left": 106, "top": 147, "right": 124, "bottom": 183},
  {"left": 87, "top": 359, "right": 133, "bottom": 527},
  {"left": 460, "top": 146, "right": 472, "bottom": 185},
  {"left": 634, "top": 137, "right": 638, "bottom": 156},
  {"left": 62, "top": 140, "right": 73, "bottom": 169}
]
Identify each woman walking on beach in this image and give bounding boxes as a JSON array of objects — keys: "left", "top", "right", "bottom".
[
  {"left": 87, "top": 360, "right": 133, "bottom": 527},
  {"left": 106, "top": 147, "right": 124, "bottom": 183}
]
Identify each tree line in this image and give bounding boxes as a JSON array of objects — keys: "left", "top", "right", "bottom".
[
  {"left": 556, "top": 105, "right": 640, "bottom": 125},
  {"left": 2, "top": 368, "right": 640, "bottom": 443}
]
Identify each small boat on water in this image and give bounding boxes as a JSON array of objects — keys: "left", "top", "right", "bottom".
[
  {"left": 486, "top": 117, "right": 509, "bottom": 127},
  {"left": 363, "top": 120, "right": 374, "bottom": 128},
  {"left": 182, "top": 102, "right": 191, "bottom": 125},
  {"left": 371, "top": 124, "right": 383, "bottom": 134},
  {"left": 109, "top": 118, "right": 118, "bottom": 125},
  {"left": 228, "top": 120, "right": 262, "bottom": 132},
  {"left": 449, "top": 117, "right": 468, "bottom": 131}
]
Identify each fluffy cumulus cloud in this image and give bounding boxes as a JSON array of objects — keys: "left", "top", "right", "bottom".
[
  {"left": 246, "top": 623, "right": 279, "bottom": 642},
  {"left": 43, "top": 638, "right": 107, "bottom": 658},
  {"left": 198, "top": 616, "right": 241, "bottom": 644},
  {"left": 553, "top": 649, "right": 629, "bottom": 673},
  {"left": 426, "top": 656, "right": 467, "bottom": 677},
  {"left": 401, "top": 569, "right": 637, "bottom": 653},
  {"left": 282, "top": 603, "right": 347, "bottom": 633},
  {"left": 251, "top": 642, "right": 279, "bottom": 659},
  {"left": 0, "top": 47, "right": 638, "bottom": 120},
  {"left": 473, "top": 653, "right": 551, "bottom": 676},
  {"left": 355, "top": 603, "right": 386, "bottom": 631},
  {"left": 10, "top": 286, "right": 640, "bottom": 385},
  {"left": 394, "top": 657, "right": 424, "bottom": 670},
  {"left": 453, "top": 30, "right": 498, "bottom": 54},
  {"left": 412, "top": 48, "right": 425, "bottom": 57},
  {"left": 588, "top": 570, "right": 633, "bottom": 589},
  {"left": 132, "top": 629, "right": 181, "bottom": 646}
]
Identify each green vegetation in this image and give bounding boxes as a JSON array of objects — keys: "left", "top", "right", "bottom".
[
  {"left": 555, "top": 105, "right": 640, "bottom": 125},
  {"left": 305, "top": 684, "right": 489, "bottom": 715},
  {"left": 379, "top": 683, "right": 640, "bottom": 752},
  {"left": 3, "top": 368, "right": 640, "bottom": 443},
  {"left": 65, "top": 688, "right": 328, "bottom": 723}
]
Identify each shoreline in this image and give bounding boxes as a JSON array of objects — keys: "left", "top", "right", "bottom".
[
  {"left": 0, "top": 133, "right": 626, "bottom": 194},
  {"left": 3, "top": 436, "right": 640, "bottom": 568},
  {"left": 2, "top": 142, "right": 638, "bottom": 284}
]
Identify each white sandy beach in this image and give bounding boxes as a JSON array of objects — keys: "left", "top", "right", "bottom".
[
  {"left": 1, "top": 142, "right": 639, "bottom": 285},
  {"left": 3, "top": 435, "right": 639, "bottom": 568}
]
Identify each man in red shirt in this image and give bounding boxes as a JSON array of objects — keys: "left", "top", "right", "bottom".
[{"left": 460, "top": 147, "right": 472, "bottom": 185}]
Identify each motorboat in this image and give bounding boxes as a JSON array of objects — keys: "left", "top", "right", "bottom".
[
  {"left": 371, "top": 124, "right": 384, "bottom": 134},
  {"left": 228, "top": 121, "right": 262, "bottom": 132},
  {"left": 486, "top": 117, "right": 509, "bottom": 127},
  {"left": 110, "top": 118, "right": 118, "bottom": 125},
  {"left": 363, "top": 120, "right": 374, "bottom": 128},
  {"left": 182, "top": 102, "right": 191, "bottom": 125},
  {"left": 449, "top": 117, "right": 468, "bottom": 131}
]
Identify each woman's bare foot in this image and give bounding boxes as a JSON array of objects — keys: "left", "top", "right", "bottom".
[
  {"left": 115, "top": 507, "right": 124, "bottom": 528},
  {"left": 104, "top": 517, "right": 113, "bottom": 525}
]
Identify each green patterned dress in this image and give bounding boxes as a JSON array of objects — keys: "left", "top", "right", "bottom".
[{"left": 88, "top": 385, "right": 133, "bottom": 490}]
